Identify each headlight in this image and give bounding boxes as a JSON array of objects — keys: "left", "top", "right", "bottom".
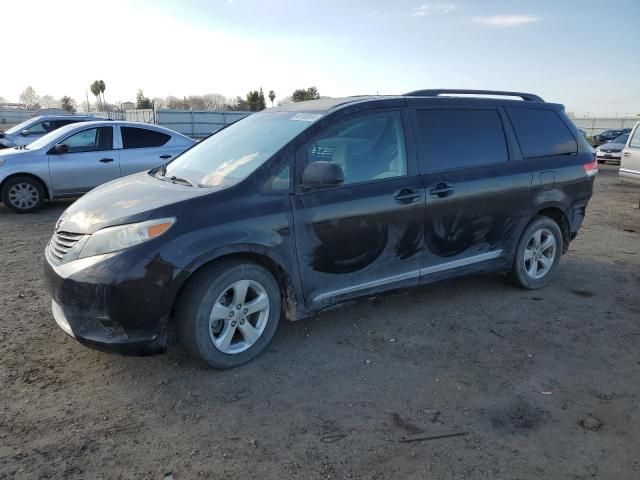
[{"left": 79, "top": 217, "right": 175, "bottom": 258}]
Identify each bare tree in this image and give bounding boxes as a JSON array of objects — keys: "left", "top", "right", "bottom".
[
  {"left": 40, "top": 95, "right": 60, "bottom": 109},
  {"left": 203, "top": 93, "right": 228, "bottom": 110},
  {"left": 19, "top": 86, "right": 40, "bottom": 109}
]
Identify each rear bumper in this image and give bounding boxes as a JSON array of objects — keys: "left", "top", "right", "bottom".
[{"left": 43, "top": 245, "right": 178, "bottom": 355}]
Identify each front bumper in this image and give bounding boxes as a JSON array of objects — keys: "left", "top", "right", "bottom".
[
  {"left": 43, "top": 244, "right": 179, "bottom": 355},
  {"left": 596, "top": 151, "right": 622, "bottom": 161}
]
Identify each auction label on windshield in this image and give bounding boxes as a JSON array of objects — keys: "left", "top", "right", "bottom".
[{"left": 290, "top": 113, "right": 323, "bottom": 122}]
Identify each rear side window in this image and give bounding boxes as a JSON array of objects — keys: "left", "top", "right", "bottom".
[
  {"left": 629, "top": 125, "right": 640, "bottom": 148},
  {"left": 415, "top": 109, "right": 508, "bottom": 171},
  {"left": 507, "top": 108, "right": 577, "bottom": 158},
  {"left": 121, "top": 127, "right": 170, "bottom": 149}
]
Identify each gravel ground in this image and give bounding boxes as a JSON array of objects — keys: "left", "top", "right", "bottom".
[{"left": 0, "top": 164, "right": 639, "bottom": 480}]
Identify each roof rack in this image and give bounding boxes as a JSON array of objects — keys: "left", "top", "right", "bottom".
[{"left": 403, "top": 89, "right": 544, "bottom": 102}]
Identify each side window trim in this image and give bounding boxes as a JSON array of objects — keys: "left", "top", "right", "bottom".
[{"left": 294, "top": 108, "right": 411, "bottom": 191}]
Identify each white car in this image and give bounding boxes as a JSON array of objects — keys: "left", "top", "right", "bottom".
[
  {"left": 0, "top": 121, "right": 195, "bottom": 212},
  {"left": 620, "top": 122, "right": 640, "bottom": 185},
  {"left": 596, "top": 133, "right": 629, "bottom": 164},
  {"left": 0, "top": 115, "right": 104, "bottom": 149}
]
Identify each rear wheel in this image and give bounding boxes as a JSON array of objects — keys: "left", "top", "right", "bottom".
[
  {"left": 1, "top": 176, "right": 46, "bottom": 213},
  {"left": 507, "top": 216, "right": 562, "bottom": 289},
  {"left": 176, "top": 260, "right": 281, "bottom": 369}
]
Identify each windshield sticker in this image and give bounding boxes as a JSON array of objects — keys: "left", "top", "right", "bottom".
[{"left": 290, "top": 113, "right": 323, "bottom": 122}]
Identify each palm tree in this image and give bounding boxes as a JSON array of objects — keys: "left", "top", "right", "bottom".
[
  {"left": 98, "top": 80, "right": 106, "bottom": 107},
  {"left": 268, "top": 90, "right": 276, "bottom": 107},
  {"left": 90, "top": 81, "right": 101, "bottom": 109}
]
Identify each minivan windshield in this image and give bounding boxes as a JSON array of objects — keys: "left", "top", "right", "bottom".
[
  {"left": 4, "top": 118, "right": 38, "bottom": 135},
  {"left": 163, "top": 111, "right": 316, "bottom": 188}
]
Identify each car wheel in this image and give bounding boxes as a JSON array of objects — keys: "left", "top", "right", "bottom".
[
  {"left": 176, "top": 259, "right": 281, "bottom": 369},
  {"left": 1, "top": 176, "right": 46, "bottom": 213},
  {"left": 507, "top": 216, "right": 562, "bottom": 289}
]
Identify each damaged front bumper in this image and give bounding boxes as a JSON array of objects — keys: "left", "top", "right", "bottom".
[{"left": 43, "top": 245, "right": 177, "bottom": 355}]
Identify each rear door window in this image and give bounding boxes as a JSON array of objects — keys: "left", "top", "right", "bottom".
[
  {"left": 506, "top": 108, "right": 577, "bottom": 158},
  {"left": 415, "top": 108, "right": 508, "bottom": 172},
  {"left": 121, "top": 127, "right": 171, "bottom": 149}
]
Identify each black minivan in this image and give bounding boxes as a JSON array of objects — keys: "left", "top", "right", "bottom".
[{"left": 44, "top": 89, "right": 598, "bottom": 369}]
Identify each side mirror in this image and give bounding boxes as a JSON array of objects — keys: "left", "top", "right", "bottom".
[
  {"left": 301, "top": 161, "right": 344, "bottom": 189},
  {"left": 20, "top": 130, "right": 30, "bottom": 136},
  {"left": 52, "top": 143, "right": 69, "bottom": 154}
]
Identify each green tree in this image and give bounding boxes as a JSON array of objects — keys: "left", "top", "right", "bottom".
[
  {"left": 136, "top": 89, "right": 153, "bottom": 109},
  {"left": 268, "top": 90, "right": 276, "bottom": 107},
  {"left": 245, "top": 89, "right": 267, "bottom": 112},
  {"left": 60, "top": 96, "right": 76, "bottom": 113},
  {"left": 291, "top": 86, "right": 320, "bottom": 102}
]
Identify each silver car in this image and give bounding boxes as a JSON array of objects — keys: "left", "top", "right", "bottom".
[
  {"left": 0, "top": 115, "right": 104, "bottom": 149},
  {"left": 620, "top": 122, "right": 640, "bottom": 185},
  {"left": 596, "top": 133, "right": 630, "bottom": 164},
  {"left": 0, "top": 121, "right": 195, "bottom": 212}
]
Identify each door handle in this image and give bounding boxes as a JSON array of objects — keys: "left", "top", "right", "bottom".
[
  {"left": 99, "top": 158, "right": 114, "bottom": 163},
  {"left": 159, "top": 154, "right": 172, "bottom": 159},
  {"left": 394, "top": 188, "right": 422, "bottom": 203},
  {"left": 429, "top": 183, "right": 454, "bottom": 198}
]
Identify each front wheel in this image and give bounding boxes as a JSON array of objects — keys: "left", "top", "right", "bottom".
[
  {"left": 1, "top": 176, "right": 46, "bottom": 213},
  {"left": 176, "top": 260, "right": 281, "bottom": 369},
  {"left": 507, "top": 216, "right": 563, "bottom": 289}
]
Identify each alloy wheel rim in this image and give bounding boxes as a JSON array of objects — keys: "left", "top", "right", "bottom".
[
  {"left": 524, "top": 228, "right": 556, "bottom": 279},
  {"left": 209, "top": 280, "right": 270, "bottom": 354},
  {"left": 8, "top": 183, "right": 39, "bottom": 209}
]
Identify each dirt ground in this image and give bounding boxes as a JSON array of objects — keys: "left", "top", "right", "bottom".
[{"left": 0, "top": 165, "right": 639, "bottom": 480}]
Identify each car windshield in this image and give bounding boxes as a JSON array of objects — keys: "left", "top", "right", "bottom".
[
  {"left": 612, "top": 134, "right": 629, "bottom": 144},
  {"left": 23, "top": 127, "right": 71, "bottom": 150},
  {"left": 4, "top": 118, "right": 38, "bottom": 135},
  {"left": 163, "top": 111, "right": 317, "bottom": 187}
]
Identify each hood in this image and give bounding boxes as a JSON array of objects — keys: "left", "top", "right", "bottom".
[
  {"left": 58, "top": 171, "right": 217, "bottom": 234},
  {"left": 0, "top": 146, "right": 36, "bottom": 159},
  {"left": 598, "top": 142, "right": 626, "bottom": 152}
]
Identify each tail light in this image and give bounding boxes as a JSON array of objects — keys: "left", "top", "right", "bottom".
[{"left": 584, "top": 158, "right": 598, "bottom": 177}]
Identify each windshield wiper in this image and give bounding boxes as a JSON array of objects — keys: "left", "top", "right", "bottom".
[{"left": 168, "top": 175, "right": 198, "bottom": 187}]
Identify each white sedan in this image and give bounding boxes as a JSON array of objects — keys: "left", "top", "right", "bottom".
[{"left": 0, "top": 121, "right": 195, "bottom": 212}]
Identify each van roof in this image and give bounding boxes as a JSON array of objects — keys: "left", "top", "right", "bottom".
[{"left": 271, "top": 90, "right": 563, "bottom": 113}]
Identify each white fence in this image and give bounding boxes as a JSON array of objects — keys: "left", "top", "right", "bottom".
[
  {"left": 0, "top": 109, "right": 124, "bottom": 127},
  {"left": 126, "top": 109, "right": 253, "bottom": 138},
  {"left": 570, "top": 117, "right": 638, "bottom": 137}
]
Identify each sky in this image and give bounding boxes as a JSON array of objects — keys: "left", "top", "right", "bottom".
[{"left": 2, "top": 0, "right": 639, "bottom": 115}]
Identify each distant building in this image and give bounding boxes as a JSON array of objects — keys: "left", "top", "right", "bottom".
[{"left": 121, "top": 101, "right": 136, "bottom": 110}]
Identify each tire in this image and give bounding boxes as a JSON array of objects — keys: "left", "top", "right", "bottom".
[
  {"left": 507, "top": 216, "right": 563, "bottom": 289},
  {"left": 176, "top": 259, "right": 281, "bottom": 369},
  {"left": 1, "top": 176, "right": 46, "bottom": 213}
]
